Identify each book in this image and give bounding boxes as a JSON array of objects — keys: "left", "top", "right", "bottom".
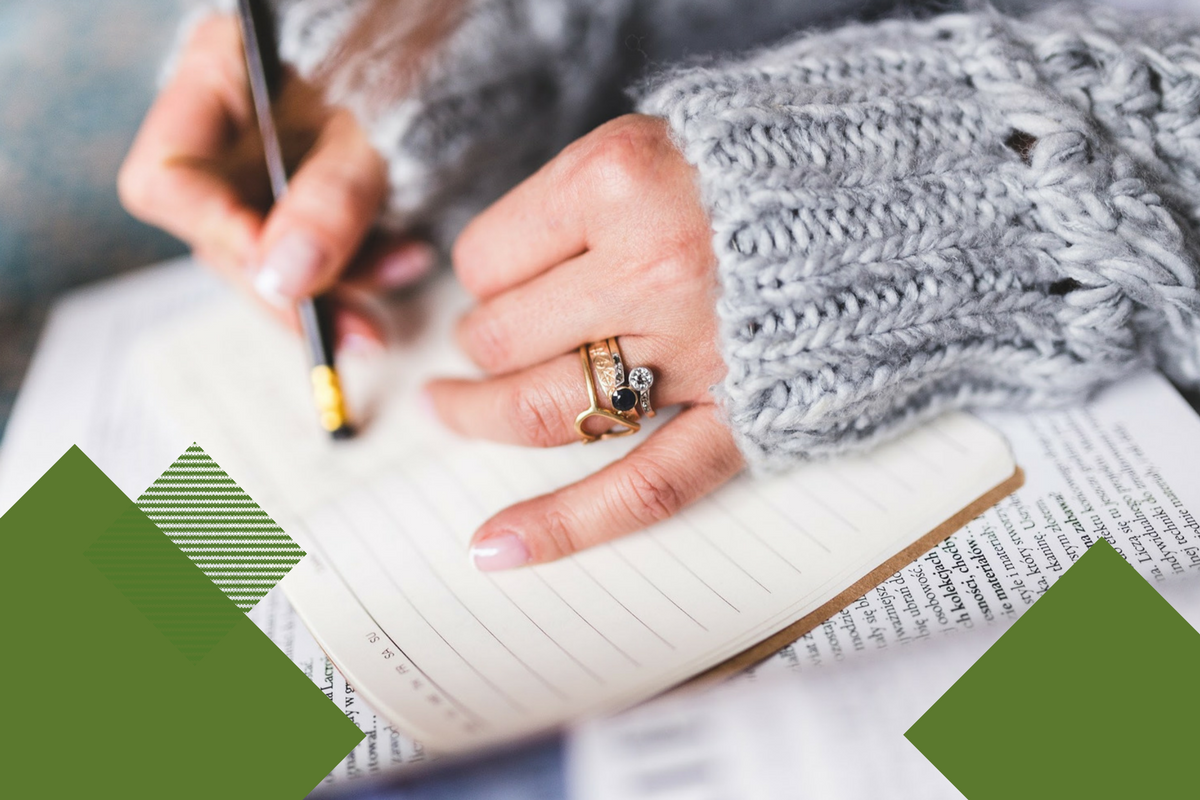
[{"left": 0, "top": 259, "right": 1019, "bottom": 757}]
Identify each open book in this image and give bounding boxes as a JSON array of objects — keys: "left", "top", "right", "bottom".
[{"left": 0, "top": 260, "right": 1019, "bottom": 755}]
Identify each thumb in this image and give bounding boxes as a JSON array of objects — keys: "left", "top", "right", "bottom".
[{"left": 252, "top": 110, "right": 387, "bottom": 305}]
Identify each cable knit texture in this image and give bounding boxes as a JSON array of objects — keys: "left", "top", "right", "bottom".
[{"left": 639, "top": 4, "right": 1200, "bottom": 470}]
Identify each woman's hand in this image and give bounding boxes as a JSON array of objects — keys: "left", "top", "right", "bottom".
[
  {"left": 428, "top": 114, "right": 744, "bottom": 570},
  {"left": 118, "top": 15, "right": 433, "bottom": 348}
]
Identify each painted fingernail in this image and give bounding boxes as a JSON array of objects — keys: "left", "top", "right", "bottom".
[
  {"left": 340, "top": 331, "right": 383, "bottom": 356},
  {"left": 377, "top": 243, "right": 434, "bottom": 287},
  {"left": 470, "top": 533, "right": 530, "bottom": 571},
  {"left": 254, "top": 232, "right": 324, "bottom": 305},
  {"left": 419, "top": 388, "right": 437, "bottom": 420}
]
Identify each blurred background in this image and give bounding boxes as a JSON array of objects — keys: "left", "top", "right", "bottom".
[{"left": 0, "top": 0, "right": 186, "bottom": 435}]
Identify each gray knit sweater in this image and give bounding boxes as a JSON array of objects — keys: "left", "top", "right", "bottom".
[{"left": 188, "top": 1, "right": 1200, "bottom": 471}]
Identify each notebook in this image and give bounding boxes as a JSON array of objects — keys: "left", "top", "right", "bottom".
[{"left": 115, "top": 262, "right": 1021, "bottom": 753}]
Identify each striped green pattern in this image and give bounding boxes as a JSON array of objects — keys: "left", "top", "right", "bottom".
[{"left": 136, "top": 444, "right": 304, "bottom": 612}]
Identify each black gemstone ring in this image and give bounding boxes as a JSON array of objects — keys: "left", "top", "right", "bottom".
[
  {"left": 577, "top": 338, "right": 658, "bottom": 445},
  {"left": 602, "top": 337, "right": 655, "bottom": 419},
  {"left": 611, "top": 386, "right": 638, "bottom": 412}
]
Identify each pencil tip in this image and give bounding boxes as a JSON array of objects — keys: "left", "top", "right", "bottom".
[{"left": 330, "top": 424, "right": 355, "bottom": 441}]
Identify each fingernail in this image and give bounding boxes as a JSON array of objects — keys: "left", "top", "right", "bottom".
[
  {"left": 340, "top": 332, "right": 383, "bottom": 356},
  {"left": 377, "top": 243, "right": 434, "bottom": 287},
  {"left": 418, "top": 388, "right": 438, "bottom": 420},
  {"left": 470, "top": 533, "right": 530, "bottom": 571},
  {"left": 254, "top": 232, "right": 324, "bottom": 305}
]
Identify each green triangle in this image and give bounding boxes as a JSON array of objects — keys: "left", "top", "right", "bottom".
[
  {"left": 906, "top": 539, "right": 1200, "bottom": 798},
  {"left": 0, "top": 446, "right": 362, "bottom": 797}
]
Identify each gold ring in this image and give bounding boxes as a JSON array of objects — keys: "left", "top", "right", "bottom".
[{"left": 575, "top": 340, "right": 640, "bottom": 444}]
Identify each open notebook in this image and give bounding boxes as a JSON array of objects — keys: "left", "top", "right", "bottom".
[{"left": 116, "top": 266, "right": 1020, "bottom": 753}]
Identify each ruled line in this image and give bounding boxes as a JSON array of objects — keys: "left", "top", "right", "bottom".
[
  {"left": 365, "top": 487, "right": 569, "bottom": 703},
  {"left": 441, "top": 451, "right": 645, "bottom": 669},
  {"left": 795, "top": 483, "right": 859, "bottom": 535},
  {"left": 646, "top": 531, "right": 740, "bottom": 612},
  {"left": 325, "top": 501, "right": 530, "bottom": 715},
  {"left": 294, "top": 517, "right": 487, "bottom": 728},
  {"left": 928, "top": 420, "right": 970, "bottom": 455},
  {"left": 420, "top": 457, "right": 611, "bottom": 684},
  {"left": 705, "top": 496, "right": 805, "bottom": 577},
  {"left": 868, "top": 459, "right": 916, "bottom": 492},
  {"left": 905, "top": 445, "right": 943, "bottom": 474},
  {"left": 676, "top": 515, "right": 772, "bottom": 594},
  {"left": 828, "top": 465, "right": 888, "bottom": 512},
  {"left": 608, "top": 545, "right": 709, "bottom": 631},
  {"left": 533, "top": 572, "right": 642, "bottom": 669},
  {"left": 500, "top": 450, "right": 678, "bottom": 650},
  {"left": 575, "top": 561, "right": 677, "bottom": 650},
  {"left": 740, "top": 484, "right": 835, "bottom": 552}
]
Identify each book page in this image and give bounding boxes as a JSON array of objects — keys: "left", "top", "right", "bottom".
[
  {"left": 247, "top": 585, "right": 432, "bottom": 789},
  {"left": 0, "top": 259, "right": 212, "bottom": 511},
  {"left": 746, "top": 370, "right": 1200, "bottom": 678}
]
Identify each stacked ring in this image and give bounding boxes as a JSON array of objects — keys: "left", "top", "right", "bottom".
[{"left": 574, "top": 338, "right": 656, "bottom": 444}]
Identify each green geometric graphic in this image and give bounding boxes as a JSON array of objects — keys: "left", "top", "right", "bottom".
[
  {"left": 906, "top": 539, "right": 1200, "bottom": 799},
  {"left": 85, "top": 505, "right": 241, "bottom": 662},
  {"left": 1, "top": 446, "right": 362, "bottom": 798},
  {"left": 136, "top": 444, "right": 303, "bottom": 612}
]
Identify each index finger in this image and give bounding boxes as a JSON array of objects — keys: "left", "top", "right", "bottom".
[{"left": 468, "top": 405, "right": 744, "bottom": 569}]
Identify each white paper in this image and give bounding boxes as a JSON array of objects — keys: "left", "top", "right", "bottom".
[
  {"left": 0, "top": 260, "right": 211, "bottom": 509},
  {"left": 744, "top": 371, "right": 1200, "bottom": 680}
]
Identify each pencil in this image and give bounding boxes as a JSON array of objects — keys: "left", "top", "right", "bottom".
[{"left": 235, "top": 0, "right": 353, "bottom": 440}]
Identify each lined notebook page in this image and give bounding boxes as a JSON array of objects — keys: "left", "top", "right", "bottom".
[
  {"left": 134, "top": 274, "right": 1015, "bottom": 752},
  {"left": 132, "top": 272, "right": 479, "bottom": 520},
  {"left": 284, "top": 414, "right": 1012, "bottom": 752}
]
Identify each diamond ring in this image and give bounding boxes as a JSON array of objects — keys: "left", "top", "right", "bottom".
[{"left": 574, "top": 338, "right": 657, "bottom": 443}]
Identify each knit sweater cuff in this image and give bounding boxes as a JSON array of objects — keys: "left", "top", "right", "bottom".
[{"left": 639, "top": 4, "right": 1200, "bottom": 472}]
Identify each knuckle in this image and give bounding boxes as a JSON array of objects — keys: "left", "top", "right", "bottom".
[
  {"left": 584, "top": 122, "right": 661, "bottom": 201},
  {"left": 639, "top": 252, "right": 693, "bottom": 296},
  {"left": 510, "top": 385, "right": 567, "bottom": 448},
  {"left": 539, "top": 508, "right": 586, "bottom": 560},
  {"left": 613, "top": 462, "right": 684, "bottom": 526}
]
